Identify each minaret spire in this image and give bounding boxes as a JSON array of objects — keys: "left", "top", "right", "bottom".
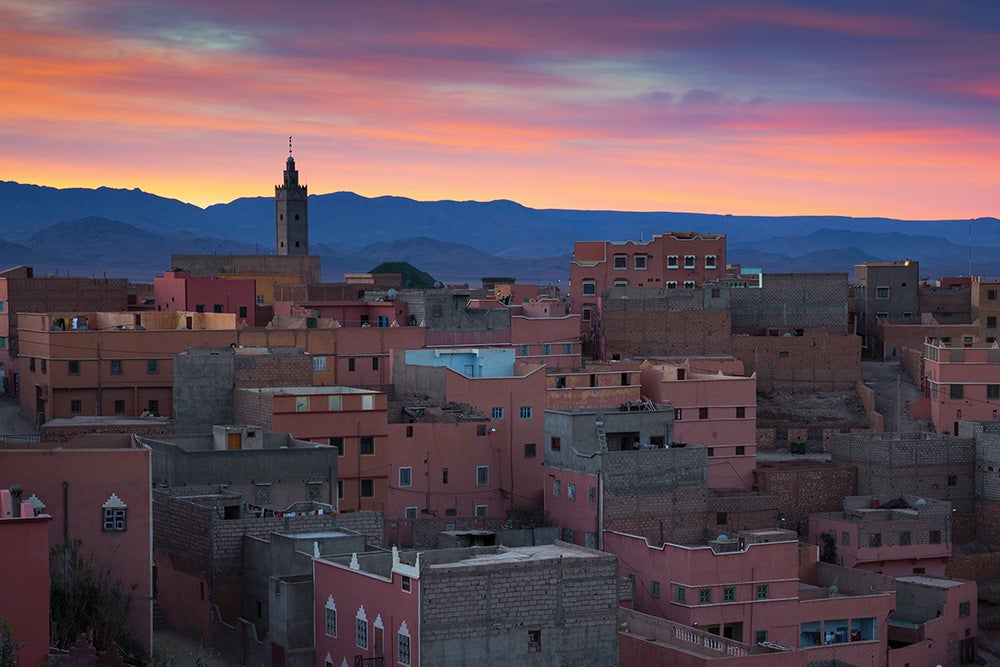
[{"left": 275, "top": 138, "right": 308, "bottom": 255}]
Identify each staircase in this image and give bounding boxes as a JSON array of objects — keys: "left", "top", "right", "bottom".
[{"left": 152, "top": 599, "right": 167, "bottom": 631}]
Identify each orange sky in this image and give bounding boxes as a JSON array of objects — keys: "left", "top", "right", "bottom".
[{"left": 1, "top": 1, "right": 997, "bottom": 219}]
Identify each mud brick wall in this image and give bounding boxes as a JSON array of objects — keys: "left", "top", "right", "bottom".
[
  {"left": 754, "top": 462, "right": 857, "bottom": 536},
  {"left": 407, "top": 516, "right": 505, "bottom": 550},
  {"left": 899, "top": 346, "right": 924, "bottom": 386},
  {"left": 42, "top": 420, "right": 173, "bottom": 442},
  {"left": 856, "top": 380, "right": 885, "bottom": 433},
  {"left": 730, "top": 333, "right": 860, "bottom": 391},
  {"left": 787, "top": 428, "right": 808, "bottom": 446},
  {"left": 601, "top": 296, "right": 732, "bottom": 359},
  {"left": 707, "top": 492, "right": 780, "bottom": 535},
  {"left": 232, "top": 390, "right": 274, "bottom": 430},
  {"left": 947, "top": 549, "right": 1000, "bottom": 584},
  {"left": 729, "top": 272, "right": 849, "bottom": 333},
  {"left": 234, "top": 351, "right": 312, "bottom": 388},
  {"left": 756, "top": 428, "right": 777, "bottom": 452}
]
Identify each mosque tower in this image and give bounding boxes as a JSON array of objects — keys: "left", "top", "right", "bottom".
[{"left": 275, "top": 137, "right": 308, "bottom": 255}]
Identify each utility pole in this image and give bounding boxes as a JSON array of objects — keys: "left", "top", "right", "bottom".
[{"left": 896, "top": 374, "right": 901, "bottom": 434}]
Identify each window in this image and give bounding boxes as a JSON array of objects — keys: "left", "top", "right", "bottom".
[
  {"left": 700, "top": 588, "right": 712, "bottom": 605},
  {"left": 356, "top": 611, "right": 368, "bottom": 649},
  {"left": 899, "top": 531, "right": 911, "bottom": 546},
  {"left": 716, "top": 512, "right": 727, "bottom": 525},
  {"left": 491, "top": 407, "right": 504, "bottom": 419},
  {"left": 404, "top": 506, "right": 418, "bottom": 520},
  {"left": 337, "top": 480, "right": 344, "bottom": 499},
  {"left": 711, "top": 287, "right": 721, "bottom": 298},
  {"left": 869, "top": 533, "right": 882, "bottom": 548},
  {"left": 567, "top": 482, "right": 576, "bottom": 499},
  {"left": 550, "top": 436, "right": 561, "bottom": 451},
  {"left": 989, "top": 316, "right": 998, "bottom": 329},
  {"left": 476, "top": 466, "right": 489, "bottom": 486},
  {"left": 723, "top": 587, "right": 736, "bottom": 602},
  {"left": 326, "top": 395, "right": 342, "bottom": 411},
  {"left": 842, "top": 531, "right": 850, "bottom": 546},
  {"left": 736, "top": 406, "right": 746, "bottom": 418},
  {"left": 372, "top": 357, "right": 379, "bottom": 371},
  {"left": 295, "top": 396, "right": 309, "bottom": 412},
  {"left": 582, "top": 306, "right": 593, "bottom": 321},
  {"left": 330, "top": 437, "right": 344, "bottom": 455},
  {"left": 360, "top": 436, "right": 374, "bottom": 455},
  {"left": 527, "top": 628, "right": 541, "bottom": 653},
  {"left": 960, "top": 601, "right": 971, "bottom": 618},
  {"left": 324, "top": 597, "right": 337, "bottom": 637},
  {"left": 563, "top": 343, "right": 573, "bottom": 354},
  {"left": 313, "top": 356, "right": 327, "bottom": 372},
  {"left": 755, "top": 630, "right": 768, "bottom": 644},
  {"left": 541, "top": 344, "right": 551, "bottom": 355},
  {"left": 552, "top": 480, "right": 561, "bottom": 498},
  {"left": 707, "top": 447, "right": 714, "bottom": 457},
  {"left": 634, "top": 255, "right": 647, "bottom": 270},
  {"left": 756, "top": 584, "right": 769, "bottom": 600},
  {"left": 213, "top": 304, "right": 223, "bottom": 313},
  {"left": 238, "top": 306, "right": 248, "bottom": 318},
  {"left": 989, "top": 385, "right": 1000, "bottom": 399},
  {"left": 699, "top": 407, "right": 709, "bottom": 420},
  {"left": 735, "top": 446, "right": 746, "bottom": 456},
  {"left": 684, "top": 255, "right": 695, "bottom": 268},
  {"left": 778, "top": 350, "right": 790, "bottom": 358},
  {"left": 588, "top": 486, "right": 596, "bottom": 504},
  {"left": 29, "top": 358, "right": 35, "bottom": 372},
  {"left": 876, "top": 286, "right": 890, "bottom": 299},
  {"left": 613, "top": 254, "right": 628, "bottom": 270},
  {"left": 582, "top": 280, "right": 596, "bottom": 296},
  {"left": 195, "top": 304, "right": 205, "bottom": 313},
  {"left": 70, "top": 400, "right": 81, "bottom": 413},
  {"left": 398, "top": 467, "right": 412, "bottom": 487},
  {"left": 442, "top": 468, "right": 448, "bottom": 484},
  {"left": 114, "top": 400, "right": 125, "bottom": 414},
  {"left": 475, "top": 504, "right": 488, "bottom": 517},
  {"left": 650, "top": 580, "right": 660, "bottom": 598},
  {"left": 256, "top": 294, "right": 265, "bottom": 305},
  {"left": 518, "top": 344, "right": 529, "bottom": 355},
  {"left": 255, "top": 484, "right": 271, "bottom": 504},
  {"left": 948, "top": 474, "right": 957, "bottom": 486},
  {"left": 674, "top": 408, "right": 683, "bottom": 421},
  {"left": 705, "top": 255, "right": 717, "bottom": 269},
  {"left": 951, "top": 384, "right": 964, "bottom": 399},
  {"left": 346, "top": 357, "right": 357, "bottom": 372},
  {"left": 929, "top": 530, "right": 942, "bottom": 544},
  {"left": 666, "top": 281, "right": 677, "bottom": 289},
  {"left": 401, "top": 575, "right": 412, "bottom": 593},
  {"left": 110, "top": 359, "right": 122, "bottom": 375},
  {"left": 102, "top": 493, "right": 127, "bottom": 531},
  {"left": 524, "top": 443, "right": 536, "bottom": 458},
  {"left": 684, "top": 281, "right": 695, "bottom": 289},
  {"left": 405, "top": 425, "right": 413, "bottom": 438},
  {"left": 147, "top": 359, "right": 159, "bottom": 374},
  {"left": 147, "top": 400, "right": 159, "bottom": 414},
  {"left": 397, "top": 624, "right": 411, "bottom": 665},
  {"left": 68, "top": 360, "right": 80, "bottom": 375},
  {"left": 520, "top": 406, "right": 533, "bottom": 419},
  {"left": 667, "top": 255, "right": 678, "bottom": 268},
  {"left": 675, "top": 586, "right": 685, "bottom": 604},
  {"left": 990, "top": 289, "right": 998, "bottom": 301},
  {"left": 41, "top": 359, "right": 46, "bottom": 374},
  {"left": 0, "top": 300, "right": 3, "bottom": 312}
]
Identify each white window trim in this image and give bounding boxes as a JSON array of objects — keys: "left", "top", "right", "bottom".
[
  {"left": 404, "top": 506, "right": 418, "bottom": 519},
  {"left": 613, "top": 254, "right": 628, "bottom": 270},
  {"left": 325, "top": 596, "right": 337, "bottom": 637},
  {"left": 666, "top": 281, "right": 677, "bottom": 289},
  {"left": 634, "top": 255, "right": 647, "bottom": 270},
  {"left": 667, "top": 255, "right": 679, "bottom": 268},
  {"left": 475, "top": 504, "right": 488, "bottom": 517},
  {"left": 398, "top": 621, "right": 412, "bottom": 666},
  {"left": 398, "top": 467, "right": 413, "bottom": 488},
  {"left": 684, "top": 254, "right": 696, "bottom": 268},
  {"left": 705, "top": 255, "right": 717, "bottom": 269},
  {"left": 355, "top": 605, "right": 368, "bottom": 649}
]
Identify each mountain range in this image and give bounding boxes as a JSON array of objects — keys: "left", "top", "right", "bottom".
[{"left": 0, "top": 180, "right": 996, "bottom": 283}]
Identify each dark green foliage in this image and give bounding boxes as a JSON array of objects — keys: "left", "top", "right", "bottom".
[
  {"left": 0, "top": 617, "right": 24, "bottom": 667},
  {"left": 819, "top": 532, "right": 838, "bottom": 564},
  {"left": 49, "top": 539, "right": 138, "bottom": 655},
  {"left": 368, "top": 262, "right": 437, "bottom": 288}
]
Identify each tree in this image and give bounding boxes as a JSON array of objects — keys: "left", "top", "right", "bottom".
[
  {"left": 49, "top": 539, "right": 138, "bottom": 655},
  {"left": 0, "top": 617, "right": 24, "bottom": 667}
]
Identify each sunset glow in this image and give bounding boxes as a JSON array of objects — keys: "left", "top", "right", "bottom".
[{"left": 1, "top": 0, "right": 997, "bottom": 219}]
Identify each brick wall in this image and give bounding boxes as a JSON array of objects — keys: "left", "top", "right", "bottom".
[
  {"left": 233, "top": 390, "right": 274, "bottom": 430},
  {"left": 419, "top": 547, "right": 619, "bottom": 666},
  {"left": 947, "top": 549, "right": 1000, "bottom": 584},
  {"left": 600, "top": 296, "right": 731, "bottom": 359},
  {"left": 731, "top": 332, "right": 860, "bottom": 391},
  {"left": 234, "top": 350, "right": 312, "bottom": 388},
  {"left": 855, "top": 380, "right": 885, "bottom": 433},
  {"left": 976, "top": 500, "right": 1000, "bottom": 550},
  {"left": 729, "top": 273, "right": 849, "bottom": 333},
  {"left": 707, "top": 491, "right": 779, "bottom": 535},
  {"left": 754, "top": 462, "right": 857, "bottom": 536},
  {"left": 153, "top": 493, "right": 213, "bottom": 570},
  {"left": 409, "top": 516, "right": 506, "bottom": 550}
]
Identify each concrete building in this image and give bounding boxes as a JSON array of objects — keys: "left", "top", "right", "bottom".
[
  {"left": 854, "top": 260, "right": 920, "bottom": 355},
  {"left": 924, "top": 338, "right": 1000, "bottom": 434},
  {"left": 542, "top": 406, "right": 712, "bottom": 548},
  {"left": 971, "top": 277, "right": 1000, "bottom": 344},
  {"left": 809, "top": 495, "right": 953, "bottom": 578},
  {"left": 232, "top": 386, "right": 387, "bottom": 512},
  {"left": 832, "top": 432, "right": 976, "bottom": 544},
  {"left": 0, "top": 265, "right": 128, "bottom": 396},
  {"left": 0, "top": 434, "right": 153, "bottom": 653},
  {"left": 313, "top": 542, "right": 620, "bottom": 667},
  {"left": 142, "top": 427, "right": 339, "bottom": 511},
  {"left": 153, "top": 270, "right": 258, "bottom": 326},
  {"left": 729, "top": 272, "right": 850, "bottom": 334},
  {"left": 639, "top": 359, "right": 756, "bottom": 490},
  {"left": 16, "top": 310, "right": 237, "bottom": 423},
  {"left": 889, "top": 575, "right": 978, "bottom": 666},
  {"left": 570, "top": 231, "right": 727, "bottom": 337},
  {"left": 394, "top": 348, "right": 547, "bottom": 511},
  {"left": 0, "top": 487, "right": 51, "bottom": 667},
  {"left": 276, "top": 150, "right": 308, "bottom": 256}
]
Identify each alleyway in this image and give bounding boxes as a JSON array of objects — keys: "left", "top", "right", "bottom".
[{"left": 860, "top": 360, "right": 930, "bottom": 434}]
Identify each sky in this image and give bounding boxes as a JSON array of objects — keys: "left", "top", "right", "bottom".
[{"left": 1, "top": 1, "right": 998, "bottom": 219}]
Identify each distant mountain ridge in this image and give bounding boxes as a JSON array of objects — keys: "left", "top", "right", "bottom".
[{"left": 0, "top": 180, "right": 996, "bottom": 282}]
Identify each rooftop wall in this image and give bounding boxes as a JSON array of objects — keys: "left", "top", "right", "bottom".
[{"left": 729, "top": 273, "right": 849, "bottom": 332}]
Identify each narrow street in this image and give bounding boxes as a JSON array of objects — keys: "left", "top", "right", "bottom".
[{"left": 860, "top": 360, "right": 930, "bottom": 434}]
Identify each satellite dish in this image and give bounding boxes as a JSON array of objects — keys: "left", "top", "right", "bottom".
[
  {"left": 387, "top": 288, "right": 398, "bottom": 301},
  {"left": 828, "top": 584, "right": 839, "bottom": 596},
  {"left": 717, "top": 534, "right": 728, "bottom": 541}
]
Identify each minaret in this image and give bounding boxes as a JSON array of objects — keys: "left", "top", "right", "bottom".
[{"left": 276, "top": 136, "right": 308, "bottom": 255}]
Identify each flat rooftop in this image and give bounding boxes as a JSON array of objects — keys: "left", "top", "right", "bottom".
[{"left": 427, "top": 543, "right": 605, "bottom": 569}]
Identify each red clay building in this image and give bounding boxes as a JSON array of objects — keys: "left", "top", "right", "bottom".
[
  {"left": 0, "top": 487, "right": 51, "bottom": 666},
  {"left": 16, "top": 311, "right": 237, "bottom": 423},
  {"left": 153, "top": 270, "right": 257, "bottom": 326},
  {"left": 924, "top": 339, "right": 1000, "bottom": 434}
]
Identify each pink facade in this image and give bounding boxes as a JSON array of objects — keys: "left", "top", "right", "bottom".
[
  {"left": 314, "top": 549, "right": 420, "bottom": 667},
  {"left": 0, "top": 491, "right": 51, "bottom": 667},
  {"left": 544, "top": 468, "right": 600, "bottom": 548},
  {"left": 154, "top": 271, "right": 257, "bottom": 326},
  {"left": 888, "top": 576, "right": 977, "bottom": 667},
  {"left": 280, "top": 300, "right": 408, "bottom": 328},
  {"left": 640, "top": 360, "right": 757, "bottom": 490},
  {"left": 570, "top": 231, "right": 727, "bottom": 332},
  {"left": 0, "top": 435, "right": 153, "bottom": 652},
  {"left": 509, "top": 310, "right": 581, "bottom": 368},
  {"left": 925, "top": 340, "right": 1000, "bottom": 434},
  {"left": 605, "top": 530, "right": 801, "bottom": 646},
  {"left": 385, "top": 418, "right": 505, "bottom": 544}
]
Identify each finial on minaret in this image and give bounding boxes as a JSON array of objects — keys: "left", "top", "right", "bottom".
[{"left": 289, "top": 135, "right": 293, "bottom": 156}]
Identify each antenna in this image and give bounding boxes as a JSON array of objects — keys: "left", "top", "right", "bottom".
[{"left": 289, "top": 135, "right": 293, "bottom": 156}]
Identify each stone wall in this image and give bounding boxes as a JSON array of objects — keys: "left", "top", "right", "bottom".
[{"left": 754, "top": 462, "right": 857, "bottom": 536}]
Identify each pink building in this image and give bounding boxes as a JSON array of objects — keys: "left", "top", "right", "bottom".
[
  {"left": 570, "top": 231, "right": 727, "bottom": 334},
  {"left": 809, "top": 495, "right": 952, "bottom": 578},
  {"left": 313, "top": 542, "right": 619, "bottom": 667},
  {"left": 0, "top": 434, "right": 153, "bottom": 653},
  {"left": 925, "top": 338, "right": 1000, "bottom": 434},
  {"left": 546, "top": 363, "right": 643, "bottom": 410},
  {"left": 640, "top": 359, "right": 757, "bottom": 490},
  {"left": 278, "top": 300, "right": 408, "bottom": 328},
  {"left": 888, "top": 575, "right": 977, "bottom": 666},
  {"left": 154, "top": 270, "right": 257, "bottom": 326},
  {"left": 509, "top": 300, "right": 581, "bottom": 369},
  {"left": 0, "top": 487, "right": 51, "bottom": 666}
]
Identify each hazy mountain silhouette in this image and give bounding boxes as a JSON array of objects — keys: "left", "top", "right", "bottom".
[{"left": 1, "top": 180, "right": 997, "bottom": 282}]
